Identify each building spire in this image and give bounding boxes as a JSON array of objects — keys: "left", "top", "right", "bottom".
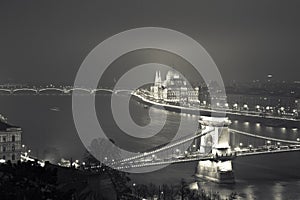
[
  {"left": 155, "top": 71, "right": 158, "bottom": 86},
  {"left": 157, "top": 71, "right": 162, "bottom": 87}
]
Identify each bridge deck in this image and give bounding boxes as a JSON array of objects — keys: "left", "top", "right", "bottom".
[
  {"left": 115, "top": 146, "right": 300, "bottom": 169},
  {"left": 230, "top": 129, "right": 300, "bottom": 144}
]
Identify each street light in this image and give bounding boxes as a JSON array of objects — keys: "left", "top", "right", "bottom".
[
  {"left": 293, "top": 109, "right": 297, "bottom": 113},
  {"left": 239, "top": 143, "right": 243, "bottom": 147},
  {"left": 277, "top": 142, "right": 281, "bottom": 146},
  {"left": 132, "top": 183, "right": 136, "bottom": 197}
]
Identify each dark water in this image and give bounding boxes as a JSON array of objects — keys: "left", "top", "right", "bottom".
[{"left": 1, "top": 93, "right": 300, "bottom": 199}]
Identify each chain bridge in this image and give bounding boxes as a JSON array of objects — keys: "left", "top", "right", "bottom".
[{"left": 105, "top": 116, "right": 300, "bottom": 182}]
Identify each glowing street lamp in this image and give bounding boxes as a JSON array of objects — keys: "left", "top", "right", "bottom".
[{"left": 277, "top": 142, "right": 281, "bottom": 146}]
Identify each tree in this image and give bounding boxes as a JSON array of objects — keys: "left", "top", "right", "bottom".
[
  {"left": 83, "top": 138, "right": 131, "bottom": 199},
  {"left": 88, "top": 137, "right": 121, "bottom": 164},
  {"left": 178, "top": 179, "right": 189, "bottom": 200},
  {"left": 148, "top": 183, "right": 158, "bottom": 199}
]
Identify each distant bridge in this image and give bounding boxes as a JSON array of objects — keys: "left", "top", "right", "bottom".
[{"left": 0, "top": 87, "right": 133, "bottom": 95}]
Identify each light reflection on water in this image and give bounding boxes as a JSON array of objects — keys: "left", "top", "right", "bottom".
[
  {"left": 272, "top": 182, "right": 284, "bottom": 200},
  {"left": 193, "top": 180, "right": 300, "bottom": 200}
]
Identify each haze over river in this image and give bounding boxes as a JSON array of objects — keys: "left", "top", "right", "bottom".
[{"left": 1, "top": 93, "right": 300, "bottom": 199}]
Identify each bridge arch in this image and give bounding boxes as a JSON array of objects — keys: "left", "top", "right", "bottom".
[
  {"left": 38, "top": 88, "right": 65, "bottom": 93},
  {"left": 68, "top": 87, "right": 92, "bottom": 94},
  {"left": 0, "top": 89, "right": 12, "bottom": 93},
  {"left": 92, "top": 88, "right": 113, "bottom": 94},
  {"left": 114, "top": 89, "right": 133, "bottom": 95},
  {"left": 202, "top": 134, "right": 213, "bottom": 153},
  {"left": 12, "top": 88, "right": 38, "bottom": 94}
]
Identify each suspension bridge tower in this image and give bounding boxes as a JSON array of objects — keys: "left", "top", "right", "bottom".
[{"left": 196, "top": 116, "right": 235, "bottom": 183}]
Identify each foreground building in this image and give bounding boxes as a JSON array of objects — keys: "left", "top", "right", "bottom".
[{"left": 0, "top": 118, "right": 22, "bottom": 163}]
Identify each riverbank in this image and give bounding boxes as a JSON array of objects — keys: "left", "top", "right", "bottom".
[{"left": 132, "top": 92, "right": 300, "bottom": 128}]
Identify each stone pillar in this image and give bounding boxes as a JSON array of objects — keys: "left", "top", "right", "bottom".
[{"left": 196, "top": 116, "right": 235, "bottom": 183}]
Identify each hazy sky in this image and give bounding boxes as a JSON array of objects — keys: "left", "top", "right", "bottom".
[{"left": 1, "top": 0, "right": 300, "bottom": 85}]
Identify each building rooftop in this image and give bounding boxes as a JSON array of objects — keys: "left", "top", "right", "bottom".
[{"left": 0, "top": 120, "right": 20, "bottom": 131}]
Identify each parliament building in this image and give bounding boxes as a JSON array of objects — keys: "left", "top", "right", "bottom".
[{"left": 150, "top": 70, "right": 199, "bottom": 104}]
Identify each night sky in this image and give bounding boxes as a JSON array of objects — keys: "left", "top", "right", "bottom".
[{"left": 1, "top": 0, "right": 300, "bottom": 84}]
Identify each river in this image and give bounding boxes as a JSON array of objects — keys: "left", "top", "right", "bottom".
[{"left": 0, "top": 93, "right": 300, "bottom": 199}]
